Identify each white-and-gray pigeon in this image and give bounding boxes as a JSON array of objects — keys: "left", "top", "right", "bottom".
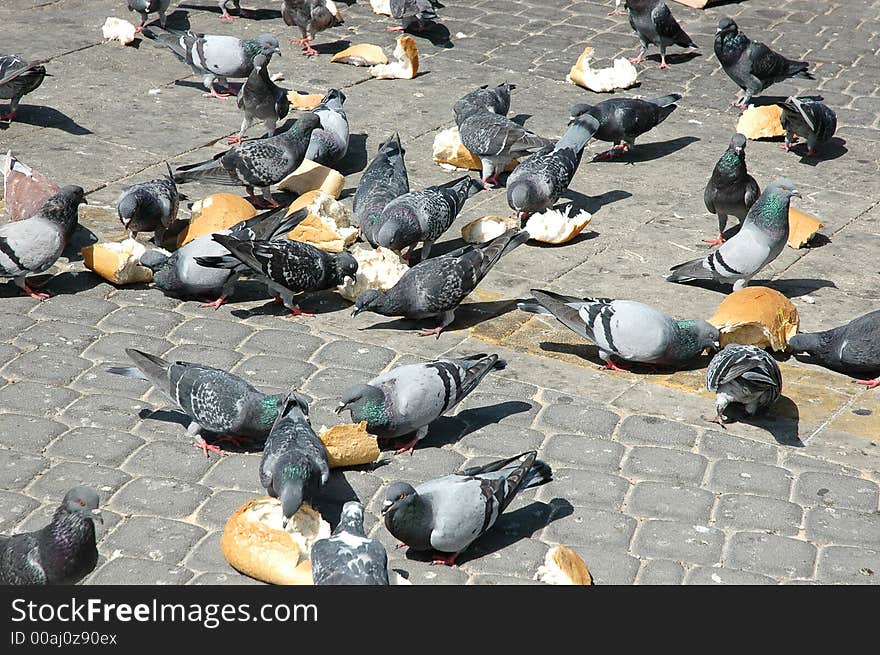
[
  {"left": 127, "top": 0, "right": 171, "bottom": 31},
  {"left": 382, "top": 451, "right": 551, "bottom": 566},
  {"left": 0, "top": 54, "right": 48, "bottom": 122},
  {"left": 282, "top": 0, "right": 344, "bottom": 57},
  {"left": 453, "top": 82, "right": 516, "bottom": 127},
  {"left": 788, "top": 311, "right": 880, "bottom": 388},
  {"left": 389, "top": 0, "right": 440, "bottom": 33},
  {"left": 702, "top": 133, "right": 760, "bottom": 246},
  {"left": 117, "top": 162, "right": 179, "bottom": 243},
  {"left": 305, "top": 88, "right": 349, "bottom": 166},
  {"left": 780, "top": 96, "right": 837, "bottom": 157},
  {"left": 625, "top": 0, "right": 697, "bottom": 69},
  {"left": 354, "top": 132, "right": 410, "bottom": 247},
  {"left": 705, "top": 344, "right": 781, "bottom": 426},
  {"left": 336, "top": 353, "right": 505, "bottom": 454},
  {"left": 520, "top": 289, "right": 720, "bottom": 371},
  {"left": 230, "top": 53, "right": 290, "bottom": 145},
  {"left": 310, "top": 501, "right": 389, "bottom": 585},
  {"left": 667, "top": 178, "right": 800, "bottom": 291}
]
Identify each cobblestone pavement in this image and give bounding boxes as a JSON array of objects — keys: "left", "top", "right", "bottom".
[{"left": 1, "top": 0, "right": 879, "bottom": 585}]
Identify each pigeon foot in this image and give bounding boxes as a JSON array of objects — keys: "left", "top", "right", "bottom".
[
  {"left": 200, "top": 295, "right": 228, "bottom": 310},
  {"left": 431, "top": 552, "right": 459, "bottom": 567},
  {"left": 854, "top": 377, "right": 880, "bottom": 389},
  {"left": 600, "top": 359, "right": 630, "bottom": 372},
  {"left": 288, "top": 306, "right": 315, "bottom": 318},
  {"left": 194, "top": 436, "right": 223, "bottom": 457},
  {"left": 419, "top": 326, "right": 444, "bottom": 339},
  {"left": 703, "top": 234, "right": 725, "bottom": 247}
]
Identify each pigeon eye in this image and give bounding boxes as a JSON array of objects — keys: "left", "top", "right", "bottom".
[
  {"left": 398, "top": 493, "right": 405, "bottom": 500},
  {"left": 78, "top": 500, "right": 85, "bottom": 506}
]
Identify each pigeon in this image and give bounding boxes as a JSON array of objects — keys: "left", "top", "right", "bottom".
[
  {"left": 453, "top": 82, "right": 516, "bottom": 126},
  {"left": 788, "top": 310, "right": 880, "bottom": 388},
  {"left": 506, "top": 114, "right": 601, "bottom": 219},
  {"left": 305, "top": 89, "right": 349, "bottom": 167},
  {"left": 117, "top": 162, "right": 179, "bottom": 243},
  {"left": 702, "top": 133, "right": 760, "bottom": 246},
  {"left": 196, "top": 233, "right": 358, "bottom": 315},
  {"left": 714, "top": 17, "right": 814, "bottom": 109},
  {"left": 382, "top": 451, "right": 551, "bottom": 566},
  {"left": 353, "top": 132, "right": 410, "bottom": 247},
  {"left": 140, "top": 206, "right": 307, "bottom": 308},
  {"left": 141, "top": 26, "right": 281, "bottom": 99},
  {"left": 0, "top": 185, "right": 86, "bottom": 300},
  {"left": 780, "top": 96, "right": 837, "bottom": 157},
  {"left": 375, "top": 176, "right": 483, "bottom": 261},
  {"left": 259, "top": 392, "right": 329, "bottom": 526},
  {"left": 0, "top": 54, "right": 48, "bottom": 122},
  {"left": 336, "top": 353, "right": 506, "bottom": 454},
  {"left": 107, "top": 348, "right": 286, "bottom": 456},
  {"left": 389, "top": 0, "right": 440, "bottom": 34},
  {"left": 458, "top": 111, "right": 554, "bottom": 188},
  {"left": 624, "top": 0, "right": 697, "bottom": 69},
  {"left": 352, "top": 228, "right": 529, "bottom": 338},
  {"left": 568, "top": 94, "right": 681, "bottom": 159},
  {"left": 519, "top": 289, "right": 719, "bottom": 371},
  {"left": 173, "top": 113, "right": 321, "bottom": 207},
  {"left": 310, "top": 501, "right": 389, "bottom": 585},
  {"left": 282, "top": 0, "right": 344, "bottom": 57},
  {"left": 0, "top": 487, "right": 102, "bottom": 585},
  {"left": 127, "top": 0, "right": 171, "bottom": 31},
  {"left": 667, "top": 178, "right": 800, "bottom": 291},
  {"left": 705, "top": 344, "right": 781, "bottom": 425},
  {"left": 229, "top": 53, "right": 290, "bottom": 145}
]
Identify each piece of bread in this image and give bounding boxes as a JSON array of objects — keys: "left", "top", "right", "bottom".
[
  {"left": 318, "top": 421, "right": 380, "bottom": 467},
  {"left": 535, "top": 546, "right": 593, "bottom": 585},
  {"left": 524, "top": 205, "right": 592, "bottom": 244},
  {"left": 102, "top": 17, "right": 136, "bottom": 46},
  {"left": 432, "top": 126, "right": 521, "bottom": 173},
  {"left": 82, "top": 239, "right": 155, "bottom": 285},
  {"left": 788, "top": 207, "right": 824, "bottom": 249},
  {"left": 220, "top": 498, "right": 331, "bottom": 585},
  {"left": 337, "top": 243, "right": 409, "bottom": 302},
  {"left": 175, "top": 193, "right": 257, "bottom": 247},
  {"left": 567, "top": 46, "right": 638, "bottom": 93},
  {"left": 370, "top": 35, "right": 419, "bottom": 80},
  {"left": 709, "top": 286, "right": 799, "bottom": 351},
  {"left": 287, "top": 92, "right": 325, "bottom": 111},
  {"left": 736, "top": 105, "right": 785, "bottom": 140},
  {"left": 276, "top": 160, "right": 345, "bottom": 199},
  {"left": 331, "top": 44, "right": 388, "bottom": 67},
  {"left": 461, "top": 215, "right": 519, "bottom": 244},
  {"left": 285, "top": 191, "right": 358, "bottom": 253}
]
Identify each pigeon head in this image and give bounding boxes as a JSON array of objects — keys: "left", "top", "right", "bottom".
[
  {"left": 253, "top": 53, "right": 269, "bottom": 70},
  {"left": 351, "top": 288, "right": 384, "bottom": 317},
  {"left": 716, "top": 17, "right": 737, "bottom": 35},
  {"left": 335, "top": 383, "right": 385, "bottom": 424},
  {"left": 672, "top": 320, "right": 721, "bottom": 361},
  {"left": 322, "top": 88, "right": 346, "bottom": 108},
  {"left": 277, "top": 391, "right": 310, "bottom": 422},
  {"left": 457, "top": 176, "right": 484, "bottom": 200},
  {"left": 729, "top": 132, "right": 747, "bottom": 155},
  {"left": 332, "top": 252, "right": 358, "bottom": 286},
  {"left": 693, "top": 320, "right": 721, "bottom": 351},
  {"left": 45, "top": 185, "right": 87, "bottom": 228},
  {"left": 62, "top": 486, "right": 103, "bottom": 524},
  {"left": 568, "top": 103, "right": 595, "bottom": 124},
  {"left": 375, "top": 216, "right": 419, "bottom": 252},
  {"left": 506, "top": 178, "right": 539, "bottom": 214},
  {"left": 338, "top": 501, "right": 366, "bottom": 534},
  {"left": 257, "top": 34, "right": 282, "bottom": 57},
  {"left": 767, "top": 178, "right": 801, "bottom": 199},
  {"left": 381, "top": 481, "right": 418, "bottom": 516},
  {"left": 138, "top": 249, "right": 170, "bottom": 272},
  {"left": 278, "top": 478, "right": 305, "bottom": 528},
  {"left": 117, "top": 191, "right": 142, "bottom": 228}
]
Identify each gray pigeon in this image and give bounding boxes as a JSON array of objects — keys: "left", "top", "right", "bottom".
[
  {"left": 117, "top": 162, "right": 180, "bottom": 243},
  {"left": 0, "top": 54, "right": 48, "bottom": 122},
  {"left": 780, "top": 96, "right": 837, "bottom": 157},
  {"left": 788, "top": 311, "right": 880, "bottom": 388},
  {"left": 352, "top": 228, "right": 529, "bottom": 338},
  {"left": 0, "top": 185, "right": 86, "bottom": 299},
  {"left": 382, "top": 451, "right": 551, "bottom": 566},
  {"left": 714, "top": 17, "right": 814, "bottom": 108},
  {"left": 305, "top": 89, "right": 349, "bottom": 166},
  {"left": 354, "top": 132, "right": 410, "bottom": 248},
  {"left": 140, "top": 206, "right": 307, "bottom": 308},
  {"left": 311, "top": 501, "right": 389, "bottom": 585},
  {"left": 519, "top": 289, "right": 719, "bottom": 371},
  {"left": 375, "top": 176, "right": 483, "bottom": 261},
  {"left": 568, "top": 94, "right": 681, "bottom": 159},
  {"left": 141, "top": 26, "right": 281, "bottom": 98},
  {"left": 389, "top": 0, "right": 440, "bottom": 33},
  {"left": 196, "top": 233, "right": 358, "bottom": 315},
  {"left": 107, "top": 348, "right": 286, "bottom": 456},
  {"left": 259, "top": 392, "right": 329, "bottom": 526},
  {"left": 453, "top": 82, "right": 516, "bottom": 127},
  {"left": 0, "top": 487, "right": 102, "bottom": 585},
  {"left": 127, "top": 0, "right": 171, "bottom": 31},
  {"left": 336, "top": 353, "right": 506, "bottom": 454},
  {"left": 705, "top": 344, "right": 781, "bottom": 425},
  {"left": 282, "top": 0, "right": 344, "bottom": 57},
  {"left": 458, "top": 111, "right": 554, "bottom": 188},
  {"left": 667, "top": 178, "right": 800, "bottom": 291},
  {"left": 703, "top": 133, "right": 760, "bottom": 246},
  {"left": 173, "top": 113, "right": 321, "bottom": 207},
  {"left": 230, "top": 53, "right": 290, "bottom": 145},
  {"left": 625, "top": 0, "right": 697, "bottom": 69},
  {"left": 506, "top": 114, "right": 601, "bottom": 219}
]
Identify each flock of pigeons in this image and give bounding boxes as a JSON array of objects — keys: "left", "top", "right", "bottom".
[{"left": 0, "top": 0, "right": 877, "bottom": 586}]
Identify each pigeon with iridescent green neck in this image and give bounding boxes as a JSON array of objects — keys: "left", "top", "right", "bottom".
[{"left": 703, "top": 133, "right": 760, "bottom": 246}]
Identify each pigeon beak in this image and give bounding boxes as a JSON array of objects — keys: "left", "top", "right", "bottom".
[
  {"left": 790, "top": 190, "right": 802, "bottom": 198},
  {"left": 282, "top": 516, "right": 290, "bottom": 529},
  {"left": 381, "top": 500, "right": 393, "bottom": 515},
  {"left": 350, "top": 306, "right": 363, "bottom": 317},
  {"left": 567, "top": 116, "right": 576, "bottom": 125},
  {"left": 713, "top": 340, "right": 721, "bottom": 349},
  {"left": 334, "top": 402, "right": 347, "bottom": 415},
  {"left": 715, "top": 27, "right": 722, "bottom": 33},
  {"left": 90, "top": 508, "right": 104, "bottom": 524}
]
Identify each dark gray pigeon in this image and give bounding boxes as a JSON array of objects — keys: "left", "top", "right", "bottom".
[
  {"left": 520, "top": 289, "right": 719, "bottom": 371},
  {"left": 127, "top": 0, "right": 171, "bottom": 31},
  {"left": 703, "top": 133, "right": 760, "bottom": 246},
  {"left": 259, "top": 392, "right": 329, "bottom": 526},
  {"left": 354, "top": 132, "right": 409, "bottom": 248},
  {"left": 788, "top": 311, "right": 880, "bottom": 388},
  {"left": 667, "top": 178, "right": 799, "bottom": 291},
  {"left": 173, "top": 113, "right": 321, "bottom": 207},
  {"left": 506, "top": 114, "right": 601, "bottom": 219},
  {"left": 625, "top": 0, "right": 697, "bottom": 69},
  {"left": 311, "top": 501, "right": 389, "bottom": 585},
  {"left": 714, "top": 17, "right": 814, "bottom": 108},
  {"left": 780, "top": 96, "right": 837, "bottom": 157},
  {"left": 336, "top": 353, "right": 505, "bottom": 454},
  {"left": 107, "top": 348, "right": 286, "bottom": 456},
  {"left": 0, "top": 185, "right": 86, "bottom": 300},
  {"left": 375, "top": 176, "right": 483, "bottom": 261},
  {"left": 196, "top": 232, "right": 357, "bottom": 315},
  {"left": 230, "top": 53, "right": 290, "bottom": 145},
  {"left": 305, "top": 89, "right": 349, "bottom": 166},
  {"left": 453, "top": 82, "right": 516, "bottom": 127},
  {"left": 352, "top": 228, "right": 529, "bottom": 338},
  {"left": 569, "top": 93, "right": 681, "bottom": 159},
  {"left": 141, "top": 26, "right": 281, "bottom": 99},
  {"left": 705, "top": 344, "right": 781, "bottom": 425},
  {"left": 0, "top": 487, "right": 102, "bottom": 585},
  {"left": 140, "top": 206, "right": 307, "bottom": 308},
  {"left": 0, "top": 54, "right": 47, "bottom": 122},
  {"left": 117, "top": 162, "right": 179, "bottom": 243},
  {"left": 282, "top": 0, "right": 344, "bottom": 57},
  {"left": 382, "top": 451, "right": 551, "bottom": 566},
  {"left": 389, "top": 0, "right": 440, "bottom": 33}
]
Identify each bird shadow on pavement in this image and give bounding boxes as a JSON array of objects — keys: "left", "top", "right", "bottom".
[
  {"left": 561, "top": 188, "right": 632, "bottom": 215},
  {"left": 761, "top": 277, "right": 837, "bottom": 297},
  {"left": 160, "top": 9, "right": 193, "bottom": 29},
  {"left": 406, "top": 24, "right": 453, "bottom": 49},
  {"left": 62, "top": 225, "right": 99, "bottom": 263},
  {"left": 312, "top": 473, "right": 360, "bottom": 527},
  {"left": 177, "top": 4, "right": 281, "bottom": 20},
  {"left": 591, "top": 135, "right": 699, "bottom": 163},
  {"left": 0, "top": 106, "right": 93, "bottom": 136},
  {"left": 231, "top": 288, "right": 351, "bottom": 319},
  {"left": 311, "top": 40, "right": 352, "bottom": 56},
  {"left": 174, "top": 79, "right": 243, "bottom": 95},
  {"left": 719, "top": 396, "right": 804, "bottom": 447},
  {"left": 750, "top": 94, "right": 824, "bottom": 108},
  {"left": 791, "top": 137, "right": 848, "bottom": 165},
  {"left": 336, "top": 133, "right": 368, "bottom": 176},
  {"left": 538, "top": 340, "right": 713, "bottom": 373},
  {"left": 420, "top": 401, "right": 534, "bottom": 448},
  {"left": 641, "top": 51, "right": 701, "bottom": 67},
  {"left": 357, "top": 299, "right": 520, "bottom": 335}
]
